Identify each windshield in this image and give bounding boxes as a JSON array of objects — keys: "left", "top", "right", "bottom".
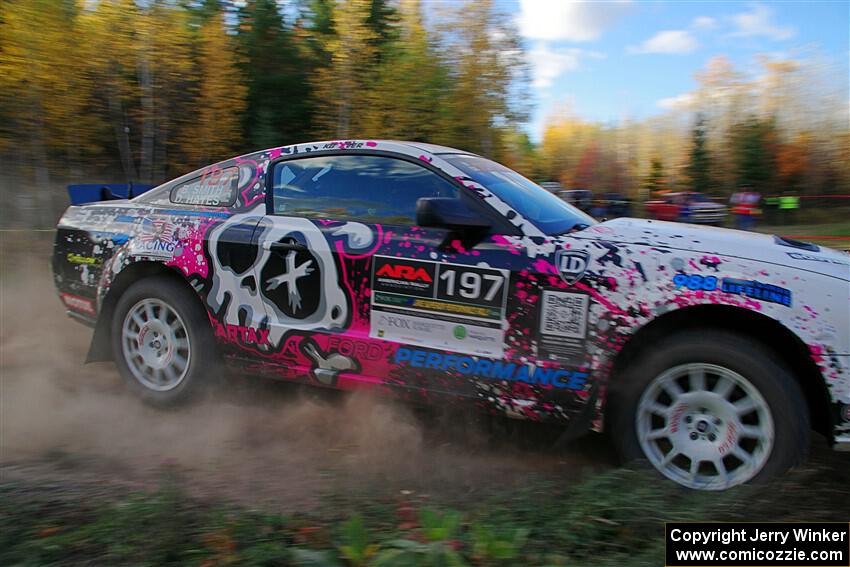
[{"left": 443, "top": 155, "right": 596, "bottom": 235}]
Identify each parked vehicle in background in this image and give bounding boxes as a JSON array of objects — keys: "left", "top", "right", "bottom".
[
  {"left": 539, "top": 181, "right": 563, "bottom": 194},
  {"left": 645, "top": 192, "right": 727, "bottom": 225},
  {"left": 559, "top": 189, "right": 593, "bottom": 214},
  {"left": 601, "top": 193, "right": 632, "bottom": 218}
]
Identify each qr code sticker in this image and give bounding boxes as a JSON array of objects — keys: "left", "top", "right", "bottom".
[{"left": 540, "top": 291, "right": 589, "bottom": 339}]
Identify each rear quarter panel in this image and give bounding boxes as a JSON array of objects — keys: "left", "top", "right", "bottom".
[{"left": 54, "top": 202, "right": 230, "bottom": 323}]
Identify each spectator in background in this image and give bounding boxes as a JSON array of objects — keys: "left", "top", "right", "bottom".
[
  {"left": 730, "top": 189, "right": 745, "bottom": 229},
  {"left": 764, "top": 194, "right": 780, "bottom": 225},
  {"left": 730, "top": 185, "right": 760, "bottom": 230},
  {"left": 779, "top": 192, "right": 800, "bottom": 225},
  {"left": 745, "top": 189, "right": 761, "bottom": 229}
]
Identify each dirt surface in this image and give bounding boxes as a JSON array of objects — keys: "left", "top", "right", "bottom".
[{"left": 0, "top": 234, "right": 614, "bottom": 511}]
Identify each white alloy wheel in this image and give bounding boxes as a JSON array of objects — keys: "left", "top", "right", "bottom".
[
  {"left": 121, "top": 298, "right": 191, "bottom": 392},
  {"left": 636, "top": 363, "right": 774, "bottom": 490}
]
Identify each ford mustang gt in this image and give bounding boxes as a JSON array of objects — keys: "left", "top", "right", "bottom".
[{"left": 53, "top": 140, "right": 850, "bottom": 490}]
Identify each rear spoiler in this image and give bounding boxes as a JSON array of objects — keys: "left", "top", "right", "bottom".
[{"left": 67, "top": 183, "right": 156, "bottom": 206}]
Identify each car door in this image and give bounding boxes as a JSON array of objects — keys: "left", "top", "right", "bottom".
[{"left": 254, "top": 151, "right": 525, "bottom": 395}]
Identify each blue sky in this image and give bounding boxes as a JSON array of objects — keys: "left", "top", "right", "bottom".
[{"left": 503, "top": 1, "right": 849, "bottom": 140}]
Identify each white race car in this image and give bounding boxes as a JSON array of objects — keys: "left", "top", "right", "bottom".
[{"left": 53, "top": 140, "right": 850, "bottom": 490}]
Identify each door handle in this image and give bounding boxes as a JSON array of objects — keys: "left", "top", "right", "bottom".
[{"left": 264, "top": 241, "right": 308, "bottom": 253}]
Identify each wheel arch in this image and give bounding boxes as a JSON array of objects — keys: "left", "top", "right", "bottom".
[
  {"left": 87, "top": 261, "right": 205, "bottom": 362},
  {"left": 607, "top": 304, "right": 833, "bottom": 440}
]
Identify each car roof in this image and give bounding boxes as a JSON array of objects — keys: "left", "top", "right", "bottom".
[{"left": 393, "top": 141, "right": 478, "bottom": 156}]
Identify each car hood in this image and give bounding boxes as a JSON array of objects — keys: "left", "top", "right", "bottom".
[{"left": 580, "top": 218, "right": 850, "bottom": 281}]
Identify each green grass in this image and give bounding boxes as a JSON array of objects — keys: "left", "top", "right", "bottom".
[
  {"left": 2, "top": 460, "right": 848, "bottom": 567},
  {"left": 756, "top": 221, "right": 850, "bottom": 249}
]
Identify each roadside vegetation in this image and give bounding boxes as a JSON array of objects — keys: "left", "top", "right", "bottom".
[
  {"left": 757, "top": 221, "right": 850, "bottom": 249},
  {"left": 3, "top": 451, "right": 848, "bottom": 567}
]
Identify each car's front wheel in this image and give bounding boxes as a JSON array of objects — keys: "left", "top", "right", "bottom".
[
  {"left": 111, "top": 276, "right": 216, "bottom": 405},
  {"left": 610, "top": 329, "right": 810, "bottom": 490}
]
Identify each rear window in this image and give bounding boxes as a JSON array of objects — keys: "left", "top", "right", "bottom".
[{"left": 170, "top": 167, "right": 238, "bottom": 207}]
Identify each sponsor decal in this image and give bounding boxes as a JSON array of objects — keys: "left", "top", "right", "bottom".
[
  {"left": 373, "top": 257, "right": 437, "bottom": 296},
  {"left": 326, "top": 336, "right": 386, "bottom": 361},
  {"left": 370, "top": 256, "right": 508, "bottom": 357},
  {"left": 212, "top": 320, "right": 271, "bottom": 346},
  {"left": 376, "top": 263, "right": 433, "bottom": 282},
  {"left": 538, "top": 290, "right": 589, "bottom": 365},
  {"left": 301, "top": 338, "right": 358, "bottom": 386},
  {"left": 673, "top": 274, "right": 792, "bottom": 307},
  {"left": 720, "top": 278, "right": 792, "bottom": 307},
  {"left": 171, "top": 167, "right": 238, "bottom": 207},
  {"left": 131, "top": 217, "right": 178, "bottom": 258},
  {"left": 669, "top": 403, "right": 688, "bottom": 434},
  {"left": 717, "top": 421, "right": 738, "bottom": 456},
  {"left": 673, "top": 273, "right": 719, "bottom": 291},
  {"left": 59, "top": 292, "right": 95, "bottom": 316},
  {"left": 66, "top": 253, "right": 100, "bottom": 265},
  {"left": 554, "top": 249, "right": 589, "bottom": 285},
  {"left": 786, "top": 251, "right": 849, "bottom": 266},
  {"left": 378, "top": 313, "right": 447, "bottom": 333},
  {"left": 394, "top": 348, "right": 588, "bottom": 390}
]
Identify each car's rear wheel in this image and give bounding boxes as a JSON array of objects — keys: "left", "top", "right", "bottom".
[
  {"left": 610, "top": 329, "right": 809, "bottom": 490},
  {"left": 111, "top": 276, "right": 216, "bottom": 405}
]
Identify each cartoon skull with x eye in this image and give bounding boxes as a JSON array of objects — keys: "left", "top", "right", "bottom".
[{"left": 206, "top": 208, "right": 358, "bottom": 349}]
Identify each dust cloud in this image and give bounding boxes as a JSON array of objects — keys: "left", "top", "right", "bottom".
[{"left": 0, "top": 234, "right": 608, "bottom": 509}]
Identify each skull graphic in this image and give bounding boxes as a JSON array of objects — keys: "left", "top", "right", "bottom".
[{"left": 206, "top": 208, "right": 352, "bottom": 349}]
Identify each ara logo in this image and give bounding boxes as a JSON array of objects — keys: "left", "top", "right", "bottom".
[
  {"left": 376, "top": 263, "right": 433, "bottom": 282},
  {"left": 555, "top": 249, "right": 589, "bottom": 285}
]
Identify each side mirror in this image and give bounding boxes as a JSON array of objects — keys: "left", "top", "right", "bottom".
[{"left": 416, "top": 197, "right": 491, "bottom": 230}]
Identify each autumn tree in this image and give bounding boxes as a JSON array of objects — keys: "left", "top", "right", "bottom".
[
  {"left": 643, "top": 158, "right": 665, "bottom": 198},
  {"left": 437, "top": 0, "right": 530, "bottom": 157},
  {"left": 571, "top": 144, "right": 601, "bottom": 189},
  {"left": 361, "top": 0, "right": 450, "bottom": 140},
  {"left": 0, "top": 0, "right": 94, "bottom": 181},
  {"left": 311, "top": 0, "right": 380, "bottom": 137},
  {"left": 179, "top": 11, "right": 247, "bottom": 168}
]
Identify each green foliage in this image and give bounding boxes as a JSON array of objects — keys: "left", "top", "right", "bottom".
[
  {"left": 687, "top": 115, "right": 712, "bottom": 193},
  {"left": 419, "top": 508, "right": 462, "bottom": 543},
  {"left": 732, "top": 115, "right": 778, "bottom": 192},
  {"left": 470, "top": 523, "right": 529, "bottom": 564},
  {"left": 339, "top": 514, "right": 381, "bottom": 566},
  {"left": 371, "top": 538, "right": 467, "bottom": 567},
  {"left": 3, "top": 461, "right": 850, "bottom": 567},
  {"left": 237, "top": 0, "right": 312, "bottom": 149}
]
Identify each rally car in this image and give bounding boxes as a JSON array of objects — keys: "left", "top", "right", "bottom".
[{"left": 53, "top": 140, "right": 850, "bottom": 490}]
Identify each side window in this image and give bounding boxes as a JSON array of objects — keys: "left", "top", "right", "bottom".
[
  {"left": 170, "top": 167, "right": 238, "bottom": 207},
  {"left": 271, "top": 155, "right": 457, "bottom": 224}
]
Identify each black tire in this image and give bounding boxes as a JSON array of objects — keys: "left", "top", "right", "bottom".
[
  {"left": 111, "top": 275, "right": 217, "bottom": 406},
  {"left": 608, "top": 329, "right": 810, "bottom": 489}
]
